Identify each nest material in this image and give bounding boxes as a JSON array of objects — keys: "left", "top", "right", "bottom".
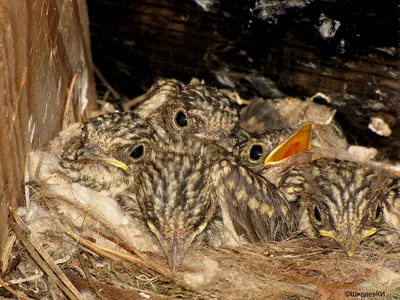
[
  {"left": 5, "top": 194, "right": 400, "bottom": 300},
  {"left": 2, "top": 90, "right": 400, "bottom": 299}
]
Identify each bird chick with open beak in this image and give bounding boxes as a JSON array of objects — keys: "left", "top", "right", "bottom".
[
  {"left": 279, "top": 158, "right": 397, "bottom": 256},
  {"left": 233, "top": 122, "right": 313, "bottom": 186}
]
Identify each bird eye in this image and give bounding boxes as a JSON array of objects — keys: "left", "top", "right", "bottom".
[
  {"left": 249, "top": 145, "right": 263, "bottom": 161},
  {"left": 374, "top": 204, "right": 382, "bottom": 219},
  {"left": 147, "top": 219, "right": 157, "bottom": 234},
  {"left": 175, "top": 111, "right": 188, "bottom": 127},
  {"left": 313, "top": 206, "right": 322, "bottom": 222},
  {"left": 195, "top": 221, "right": 208, "bottom": 236},
  {"left": 130, "top": 145, "right": 144, "bottom": 159},
  {"left": 206, "top": 201, "right": 213, "bottom": 212}
]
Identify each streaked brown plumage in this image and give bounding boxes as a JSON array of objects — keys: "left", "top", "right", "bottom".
[
  {"left": 138, "top": 79, "right": 241, "bottom": 146},
  {"left": 135, "top": 79, "right": 184, "bottom": 118},
  {"left": 379, "top": 177, "right": 400, "bottom": 243},
  {"left": 59, "top": 111, "right": 295, "bottom": 270},
  {"left": 116, "top": 134, "right": 230, "bottom": 270},
  {"left": 211, "top": 157, "right": 295, "bottom": 243},
  {"left": 60, "top": 111, "right": 164, "bottom": 195},
  {"left": 279, "top": 158, "right": 399, "bottom": 255},
  {"left": 233, "top": 123, "right": 313, "bottom": 185},
  {"left": 60, "top": 112, "right": 224, "bottom": 270}
]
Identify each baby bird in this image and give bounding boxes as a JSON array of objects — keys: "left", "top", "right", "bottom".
[
  {"left": 59, "top": 111, "right": 294, "bottom": 270},
  {"left": 233, "top": 122, "right": 313, "bottom": 185},
  {"left": 117, "top": 132, "right": 295, "bottom": 269},
  {"left": 138, "top": 79, "right": 241, "bottom": 147},
  {"left": 60, "top": 111, "right": 164, "bottom": 196},
  {"left": 377, "top": 176, "right": 400, "bottom": 244},
  {"left": 279, "top": 158, "right": 399, "bottom": 256},
  {"left": 135, "top": 78, "right": 184, "bottom": 118},
  {"left": 60, "top": 112, "right": 222, "bottom": 270}
]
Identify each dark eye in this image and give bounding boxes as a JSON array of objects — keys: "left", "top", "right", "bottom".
[
  {"left": 130, "top": 145, "right": 144, "bottom": 159},
  {"left": 375, "top": 204, "right": 381, "bottom": 219},
  {"left": 250, "top": 145, "right": 263, "bottom": 160},
  {"left": 314, "top": 206, "right": 322, "bottom": 222},
  {"left": 206, "top": 201, "right": 213, "bottom": 212},
  {"left": 175, "top": 111, "right": 188, "bottom": 127}
]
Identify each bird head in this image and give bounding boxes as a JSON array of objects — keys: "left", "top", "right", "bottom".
[
  {"left": 147, "top": 81, "right": 240, "bottom": 149},
  {"left": 60, "top": 111, "right": 162, "bottom": 192},
  {"left": 137, "top": 136, "right": 221, "bottom": 271},
  {"left": 135, "top": 79, "right": 184, "bottom": 117},
  {"left": 295, "top": 159, "right": 389, "bottom": 256},
  {"left": 378, "top": 177, "right": 400, "bottom": 235},
  {"left": 234, "top": 123, "right": 313, "bottom": 182}
]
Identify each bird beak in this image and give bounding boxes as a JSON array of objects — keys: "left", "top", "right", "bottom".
[
  {"left": 92, "top": 157, "right": 129, "bottom": 171},
  {"left": 76, "top": 150, "right": 129, "bottom": 171},
  {"left": 337, "top": 236, "right": 362, "bottom": 257},
  {"left": 159, "top": 234, "right": 195, "bottom": 271},
  {"left": 320, "top": 228, "right": 378, "bottom": 256},
  {"left": 264, "top": 122, "right": 313, "bottom": 166}
]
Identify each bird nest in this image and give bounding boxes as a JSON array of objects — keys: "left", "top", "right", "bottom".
[
  {"left": 2, "top": 85, "right": 400, "bottom": 299},
  {"left": 5, "top": 194, "right": 400, "bottom": 299}
]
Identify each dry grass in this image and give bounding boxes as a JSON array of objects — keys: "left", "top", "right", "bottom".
[{"left": 2, "top": 183, "right": 400, "bottom": 299}]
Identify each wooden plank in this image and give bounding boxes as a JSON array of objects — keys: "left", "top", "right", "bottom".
[
  {"left": 88, "top": 0, "right": 400, "bottom": 158},
  {"left": 0, "top": 0, "right": 96, "bottom": 263}
]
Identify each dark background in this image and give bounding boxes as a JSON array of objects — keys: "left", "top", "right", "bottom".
[{"left": 86, "top": 0, "right": 400, "bottom": 159}]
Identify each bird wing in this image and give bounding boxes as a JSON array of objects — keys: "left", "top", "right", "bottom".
[{"left": 212, "top": 160, "right": 296, "bottom": 243}]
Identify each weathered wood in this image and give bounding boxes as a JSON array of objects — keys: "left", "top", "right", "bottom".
[
  {"left": 0, "top": 0, "right": 96, "bottom": 264},
  {"left": 87, "top": 0, "right": 399, "bottom": 158}
]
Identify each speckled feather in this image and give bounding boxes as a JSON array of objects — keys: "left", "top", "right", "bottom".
[
  {"left": 60, "top": 111, "right": 164, "bottom": 195},
  {"left": 118, "top": 136, "right": 221, "bottom": 238},
  {"left": 115, "top": 132, "right": 295, "bottom": 243},
  {"left": 279, "top": 158, "right": 399, "bottom": 254},
  {"left": 143, "top": 79, "right": 241, "bottom": 145},
  {"left": 59, "top": 86, "right": 298, "bottom": 268},
  {"left": 211, "top": 159, "right": 295, "bottom": 242},
  {"left": 135, "top": 79, "right": 185, "bottom": 118},
  {"left": 233, "top": 126, "right": 312, "bottom": 185},
  {"left": 234, "top": 127, "right": 295, "bottom": 174},
  {"left": 382, "top": 178, "right": 400, "bottom": 236},
  {"left": 60, "top": 114, "right": 295, "bottom": 262}
]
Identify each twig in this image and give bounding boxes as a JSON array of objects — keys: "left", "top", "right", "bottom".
[
  {"left": 2, "top": 254, "right": 21, "bottom": 279},
  {"left": 0, "top": 276, "right": 34, "bottom": 300},
  {"left": 57, "top": 194, "right": 147, "bottom": 260},
  {"left": 9, "top": 207, "right": 84, "bottom": 300},
  {"left": 65, "top": 231, "right": 211, "bottom": 298},
  {"left": 78, "top": 256, "right": 108, "bottom": 300},
  {"left": 65, "top": 231, "right": 121, "bottom": 262},
  {"left": 63, "top": 72, "right": 80, "bottom": 129},
  {"left": 94, "top": 66, "right": 121, "bottom": 100},
  {"left": 9, "top": 274, "right": 43, "bottom": 284},
  {"left": 101, "top": 90, "right": 110, "bottom": 103},
  {"left": 122, "top": 94, "right": 147, "bottom": 112},
  {"left": 66, "top": 230, "right": 171, "bottom": 278},
  {"left": 1, "top": 233, "right": 16, "bottom": 274}
]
